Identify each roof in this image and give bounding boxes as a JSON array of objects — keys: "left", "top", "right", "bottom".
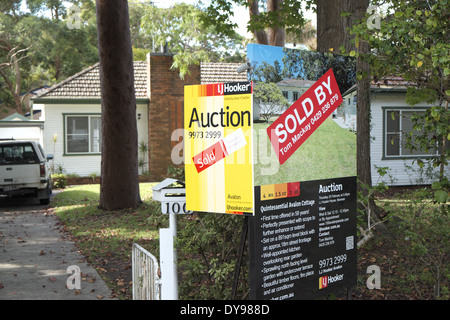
[
  {"left": 200, "top": 62, "right": 248, "bottom": 84},
  {"left": 1, "top": 113, "right": 29, "bottom": 121},
  {"left": 32, "top": 60, "right": 248, "bottom": 101},
  {"left": 33, "top": 61, "right": 148, "bottom": 100},
  {"left": 371, "top": 76, "right": 415, "bottom": 87},
  {"left": 276, "top": 79, "right": 316, "bottom": 88},
  {"left": 342, "top": 77, "right": 415, "bottom": 96}
]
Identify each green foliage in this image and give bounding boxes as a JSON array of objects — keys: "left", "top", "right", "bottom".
[
  {"left": 431, "top": 178, "right": 449, "bottom": 204},
  {"left": 177, "top": 213, "right": 248, "bottom": 300},
  {"left": 386, "top": 189, "right": 449, "bottom": 299},
  {"left": 167, "top": 164, "right": 185, "bottom": 181},
  {"left": 0, "top": 1, "right": 98, "bottom": 111},
  {"left": 253, "top": 82, "right": 289, "bottom": 122},
  {"left": 253, "top": 60, "right": 283, "bottom": 83},
  {"left": 51, "top": 173, "right": 67, "bottom": 189},
  {"left": 404, "top": 105, "right": 449, "bottom": 192},
  {"left": 352, "top": 0, "right": 449, "bottom": 95},
  {"left": 140, "top": 2, "right": 245, "bottom": 79},
  {"left": 201, "top": 0, "right": 309, "bottom": 40}
]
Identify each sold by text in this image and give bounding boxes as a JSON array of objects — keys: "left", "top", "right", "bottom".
[{"left": 180, "top": 304, "right": 269, "bottom": 317}]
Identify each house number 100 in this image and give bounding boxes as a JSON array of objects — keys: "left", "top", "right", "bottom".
[{"left": 163, "top": 201, "right": 191, "bottom": 214}]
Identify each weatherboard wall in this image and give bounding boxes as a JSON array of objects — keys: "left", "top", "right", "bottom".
[
  {"left": 369, "top": 92, "right": 448, "bottom": 186},
  {"left": 40, "top": 102, "right": 148, "bottom": 177}
]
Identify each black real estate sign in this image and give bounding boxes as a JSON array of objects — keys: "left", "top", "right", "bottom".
[{"left": 249, "top": 176, "right": 357, "bottom": 300}]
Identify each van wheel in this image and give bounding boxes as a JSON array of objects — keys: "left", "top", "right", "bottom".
[
  {"left": 38, "top": 184, "right": 51, "bottom": 205},
  {"left": 40, "top": 198, "right": 50, "bottom": 205}
]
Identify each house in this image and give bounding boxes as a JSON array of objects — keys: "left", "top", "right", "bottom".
[
  {"left": 30, "top": 53, "right": 247, "bottom": 180},
  {"left": 0, "top": 112, "right": 44, "bottom": 145},
  {"left": 277, "top": 79, "right": 315, "bottom": 105},
  {"left": 31, "top": 61, "right": 150, "bottom": 177},
  {"left": 253, "top": 79, "right": 316, "bottom": 118},
  {"left": 339, "top": 89, "right": 357, "bottom": 131},
  {"left": 0, "top": 86, "right": 50, "bottom": 144},
  {"left": 341, "top": 78, "right": 449, "bottom": 186}
]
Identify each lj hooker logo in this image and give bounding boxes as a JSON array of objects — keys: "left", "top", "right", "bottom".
[{"left": 319, "top": 274, "right": 344, "bottom": 289}]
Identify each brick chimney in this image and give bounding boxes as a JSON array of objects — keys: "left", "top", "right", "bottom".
[{"left": 146, "top": 53, "right": 200, "bottom": 181}]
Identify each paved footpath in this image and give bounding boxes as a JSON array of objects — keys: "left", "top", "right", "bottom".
[{"left": 0, "top": 197, "right": 116, "bottom": 300}]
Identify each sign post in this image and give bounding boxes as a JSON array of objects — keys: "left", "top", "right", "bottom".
[{"left": 153, "top": 179, "right": 192, "bottom": 300}]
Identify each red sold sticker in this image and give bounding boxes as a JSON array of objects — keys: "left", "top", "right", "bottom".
[
  {"left": 192, "top": 128, "right": 247, "bottom": 173},
  {"left": 267, "top": 69, "right": 343, "bottom": 165},
  {"left": 192, "top": 140, "right": 227, "bottom": 173}
]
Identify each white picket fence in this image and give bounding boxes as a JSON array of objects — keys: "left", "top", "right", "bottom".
[{"left": 132, "top": 243, "right": 161, "bottom": 300}]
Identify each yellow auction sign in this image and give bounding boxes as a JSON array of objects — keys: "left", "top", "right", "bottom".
[{"left": 184, "top": 82, "right": 253, "bottom": 215}]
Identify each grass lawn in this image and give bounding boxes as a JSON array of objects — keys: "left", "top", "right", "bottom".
[
  {"left": 50, "top": 182, "right": 448, "bottom": 300},
  {"left": 253, "top": 117, "right": 356, "bottom": 186}
]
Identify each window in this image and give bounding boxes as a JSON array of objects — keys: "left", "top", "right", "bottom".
[
  {"left": 282, "top": 91, "right": 288, "bottom": 100},
  {"left": 384, "top": 108, "right": 436, "bottom": 158},
  {"left": 293, "top": 92, "right": 299, "bottom": 101},
  {"left": 65, "top": 115, "right": 102, "bottom": 154},
  {"left": 0, "top": 143, "right": 38, "bottom": 164}
]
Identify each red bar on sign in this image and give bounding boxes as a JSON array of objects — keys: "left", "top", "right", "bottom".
[
  {"left": 267, "top": 68, "right": 343, "bottom": 165},
  {"left": 287, "top": 182, "right": 300, "bottom": 197},
  {"left": 193, "top": 140, "right": 228, "bottom": 173},
  {"left": 206, "top": 83, "right": 214, "bottom": 97}
]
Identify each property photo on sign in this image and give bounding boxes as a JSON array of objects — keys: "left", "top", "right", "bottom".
[{"left": 249, "top": 43, "right": 357, "bottom": 185}]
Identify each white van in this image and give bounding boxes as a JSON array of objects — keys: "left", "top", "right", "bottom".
[{"left": 0, "top": 140, "right": 53, "bottom": 205}]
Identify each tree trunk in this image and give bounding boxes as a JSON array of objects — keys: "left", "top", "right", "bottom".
[
  {"left": 356, "top": 39, "right": 373, "bottom": 198},
  {"left": 316, "top": 0, "right": 344, "bottom": 53},
  {"left": 317, "top": 0, "right": 377, "bottom": 216},
  {"left": 248, "top": 0, "right": 268, "bottom": 44},
  {"left": 317, "top": 0, "right": 368, "bottom": 53},
  {"left": 96, "top": 0, "right": 141, "bottom": 211},
  {"left": 248, "top": 0, "right": 285, "bottom": 47},
  {"left": 0, "top": 38, "right": 25, "bottom": 114},
  {"left": 341, "top": 0, "right": 376, "bottom": 216},
  {"left": 266, "top": 0, "right": 285, "bottom": 47}
]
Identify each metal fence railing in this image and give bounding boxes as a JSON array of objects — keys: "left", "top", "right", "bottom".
[{"left": 132, "top": 243, "right": 161, "bottom": 300}]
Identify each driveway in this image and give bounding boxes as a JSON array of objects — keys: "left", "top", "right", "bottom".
[{"left": 0, "top": 193, "right": 116, "bottom": 300}]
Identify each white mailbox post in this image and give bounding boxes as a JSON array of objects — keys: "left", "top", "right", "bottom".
[{"left": 152, "top": 179, "right": 192, "bottom": 300}]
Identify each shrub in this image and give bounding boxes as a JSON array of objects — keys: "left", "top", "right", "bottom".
[
  {"left": 177, "top": 213, "right": 249, "bottom": 300},
  {"left": 51, "top": 173, "right": 67, "bottom": 189},
  {"left": 388, "top": 189, "right": 449, "bottom": 299}
]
